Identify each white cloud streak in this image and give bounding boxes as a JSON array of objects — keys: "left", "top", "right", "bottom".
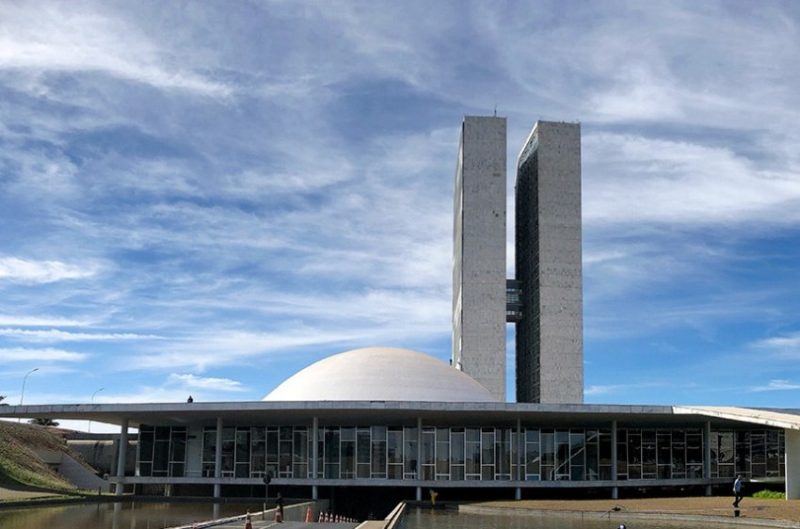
[
  {"left": 0, "top": 257, "right": 99, "bottom": 283},
  {"left": 750, "top": 379, "right": 800, "bottom": 392},
  {"left": 0, "top": 315, "right": 93, "bottom": 327},
  {"left": 0, "top": 328, "right": 161, "bottom": 343},
  {"left": 583, "top": 133, "right": 800, "bottom": 227},
  {"left": 167, "top": 373, "right": 244, "bottom": 392},
  {"left": 0, "top": 347, "right": 87, "bottom": 363},
  {"left": 0, "top": 4, "right": 230, "bottom": 97}
]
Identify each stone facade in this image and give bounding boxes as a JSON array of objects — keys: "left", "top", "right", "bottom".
[
  {"left": 515, "top": 121, "right": 583, "bottom": 404},
  {"left": 452, "top": 116, "right": 507, "bottom": 401}
]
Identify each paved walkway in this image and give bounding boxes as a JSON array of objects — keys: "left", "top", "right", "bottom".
[{"left": 469, "top": 497, "right": 800, "bottom": 525}]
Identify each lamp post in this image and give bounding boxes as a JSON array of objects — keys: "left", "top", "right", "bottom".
[
  {"left": 88, "top": 387, "right": 105, "bottom": 433},
  {"left": 18, "top": 367, "right": 39, "bottom": 423}
]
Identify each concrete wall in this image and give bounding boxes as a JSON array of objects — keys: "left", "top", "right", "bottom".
[
  {"left": 68, "top": 439, "right": 131, "bottom": 476},
  {"left": 452, "top": 116, "right": 507, "bottom": 401},
  {"left": 787, "top": 429, "right": 799, "bottom": 500},
  {"left": 515, "top": 121, "right": 583, "bottom": 404}
]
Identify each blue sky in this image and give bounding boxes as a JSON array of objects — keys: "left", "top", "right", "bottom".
[{"left": 1, "top": 1, "right": 799, "bottom": 431}]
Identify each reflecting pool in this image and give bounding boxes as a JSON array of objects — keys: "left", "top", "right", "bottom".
[
  {"left": 403, "top": 507, "right": 732, "bottom": 529},
  {"left": 0, "top": 501, "right": 262, "bottom": 529}
]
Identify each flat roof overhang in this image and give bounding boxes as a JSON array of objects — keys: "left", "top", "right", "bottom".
[{"left": 2, "top": 401, "right": 798, "bottom": 430}]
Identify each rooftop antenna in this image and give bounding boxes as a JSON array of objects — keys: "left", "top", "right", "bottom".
[{"left": 493, "top": 102, "right": 497, "bottom": 117}]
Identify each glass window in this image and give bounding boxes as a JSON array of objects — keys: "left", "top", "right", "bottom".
[
  {"left": 403, "top": 427, "right": 418, "bottom": 478},
  {"left": 371, "top": 426, "right": 387, "bottom": 478},
  {"left": 251, "top": 427, "right": 265, "bottom": 475}
]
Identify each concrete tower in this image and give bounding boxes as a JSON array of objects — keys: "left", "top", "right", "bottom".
[
  {"left": 514, "top": 121, "right": 583, "bottom": 404},
  {"left": 452, "top": 116, "right": 507, "bottom": 401}
]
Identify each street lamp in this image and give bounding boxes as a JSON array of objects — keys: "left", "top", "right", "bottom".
[
  {"left": 18, "top": 367, "right": 39, "bottom": 423},
  {"left": 88, "top": 387, "right": 105, "bottom": 433}
]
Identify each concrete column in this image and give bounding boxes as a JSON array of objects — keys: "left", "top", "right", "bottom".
[
  {"left": 787, "top": 429, "right": 800, "bottom": 500},
  {"left": 416, "top": 417, "right": 422, "bottom": 480},
  {"left": 416, "top": 486, "right": 421, "bottom": 501},
  {"left": 516, "top": 418, "right": 522, "bottom": 481},
  {"left": 312, "top": 416, "right": 319, "bottom": 499},
  {"left": 704, "top": 421, "right": 712, "bottom": 496},
  {"left": 312, "top": 417, "right": 319, "bottom": 480},
  {"left": 115, "top": 419, "right": 129, "bottom": 496},
  {"left": 214, "top": 417, "right": 223, "bottom": 498},
  {"left": 611, "top": 420, "right": 618, "bottom": 500}
]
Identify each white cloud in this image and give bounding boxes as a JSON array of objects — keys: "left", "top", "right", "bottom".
[
  {"left": 0, "top": 315, "right": 92, "bottom": 327},
  {"left": 0, "top": 347, "right": 87, "bottom": 363},
  {"left": 132, "top": 329, "right": 368, "bottom": 371},
  {"left": 0, "top": 4, "right": 230, "bottom": 97},
  {"left": 167, "top": 373, "right": 244, "bottom": 392},
  {"left": 754, "top": 334, "right": 800, "bottom": 350},
  {"left": 583, "top": 133, "right": 800, "bottom": 227},
  {"left": 585, "top": 381, "right": 669, "bottom": 398},
  {"left": 750, "top": 379, "right": 800, "bottom": 392},
  {"left": 0, "top": 257, "right": 99, "bottom": 283},
  {"left": 750, "top": 333, "right": 800, "bottom": 359},
  {"left": 585, "top": 384, "right": 623, "bottom": 396},
  {"left": 0, "top": 328, "right": 161, "bottom": 343}
]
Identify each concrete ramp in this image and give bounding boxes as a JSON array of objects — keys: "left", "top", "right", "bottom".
[{"left": 58, "top": 453, "right": 110, "bottom": 492}]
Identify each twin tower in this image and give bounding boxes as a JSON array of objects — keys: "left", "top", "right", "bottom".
[{"left": 452, "top": 117, "right": 584, "bottom": 404}]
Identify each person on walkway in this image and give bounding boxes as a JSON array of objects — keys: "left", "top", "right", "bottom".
[
  {"left": 244, "top": 513, "right": 252, "bottom": 529},
  {"left": 276, "top": 492, "right": 285, "bottom": 522},
  {"left": 733, "top": 474, "right": 744, "bottom": 507}
]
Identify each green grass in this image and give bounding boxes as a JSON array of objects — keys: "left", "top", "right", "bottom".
[
  {"left": 0, "top": 421, "right": 82, "bottom": 500},
  {"left": 752, "top": 489, "right": 786, "bottom": 500}
]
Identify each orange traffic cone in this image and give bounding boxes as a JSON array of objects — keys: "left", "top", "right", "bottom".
[{"left": 306, "top": 506, "right": 313, "bottom": 523}]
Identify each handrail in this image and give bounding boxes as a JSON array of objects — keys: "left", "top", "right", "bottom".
[
  {"left": 385, "top": 501, "right": 407, "bottom": 529},
  {"left": 354, "top": 501, "right": 406, "bottom": 529}
]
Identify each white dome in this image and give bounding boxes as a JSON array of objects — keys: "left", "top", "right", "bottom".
[{"left": 263, "top": 347, "right": 497, "bottom": 402}]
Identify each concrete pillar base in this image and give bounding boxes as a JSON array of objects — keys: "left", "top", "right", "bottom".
[
  {"left": 416, "top": 487, "right": 421, "bottom": 501},
  {"left": 515, "top": 487, "right": 521, "bottom": 500},
  {"left": 213, "top": 483, "right": 221, "bottom": 498},
  {"left": 705, "top": 484, "right": 712, "bottom": 496},
  {"left": 611, "top": 486, "right": 618, "bottom": 500},
  {"left": 312, "top": 485, "right": 318, "bottom": 500}
]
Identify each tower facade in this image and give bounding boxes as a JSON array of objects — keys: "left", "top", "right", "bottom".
[
  {"left": 514, "top": 121, "right": 583, "bottom": 403},
  {"left": 452, "top": 116, "right": 507, "bottom": 401}
]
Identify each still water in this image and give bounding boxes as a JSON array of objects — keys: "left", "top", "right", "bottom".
[
  {"left": 0, "top": 501, "right": 263, "bottom": 529},
  {"left": 402, "top": 507, "right": 730, "bottom": 529}
]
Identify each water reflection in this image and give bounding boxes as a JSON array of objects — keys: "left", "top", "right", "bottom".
[
  {"left": 0, "top": 501, "right": 262, "bottom": 529},
  {"left": 405, "top": 508, "right": 603, "bottom": 529},
  {"left": 403, "top": 507, "right": 734, "bottom": 529}
]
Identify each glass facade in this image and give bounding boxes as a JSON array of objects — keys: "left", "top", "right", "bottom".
[
  {"left": 710, "top": 430, "right": 785, "bottom": 479},
  {"left": 137, "top": 426, "right": 187, "bottom": 477},
  {"left": 136, "top": 424, "right": 786, "bottom": 482}
]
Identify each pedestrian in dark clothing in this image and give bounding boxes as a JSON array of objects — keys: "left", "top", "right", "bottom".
[
  {"left": 276, "top": 492, "right": 285, "bottom": 522},
  {"left": 733, "top": 474, "right": 744, "bottom": 507}
]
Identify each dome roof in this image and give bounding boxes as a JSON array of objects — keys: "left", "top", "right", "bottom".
[{"left": 263, "top": 347, "right": 497, "bottom": 402}]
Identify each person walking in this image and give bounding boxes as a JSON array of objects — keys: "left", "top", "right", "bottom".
[
  {"left": 276, "top": 492, "right": 285, "bottom": 522},
  {"left": 733, "top": 474, "right": 744, "bottom": 507}
]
